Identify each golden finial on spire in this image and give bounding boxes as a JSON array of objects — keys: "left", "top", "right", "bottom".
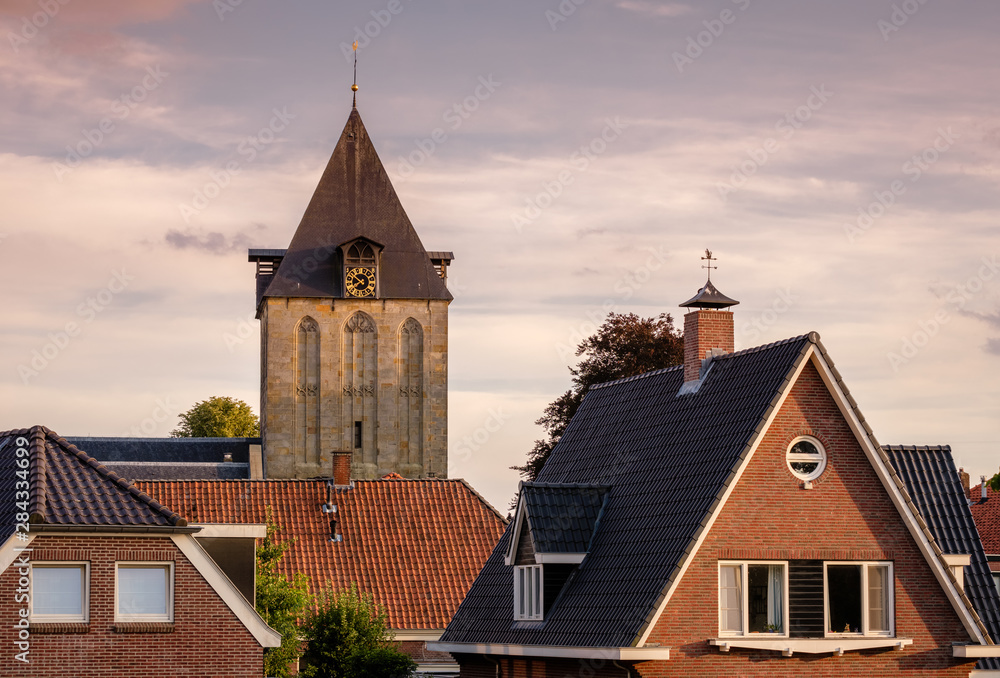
[{"left": 352, "top": 41, "right": 359, "bottom": 106}]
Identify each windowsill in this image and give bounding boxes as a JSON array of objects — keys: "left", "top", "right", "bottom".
[
  {"left": 113, "top": 622, "right": 175, "bottom": 634},
  {"left": 29, "top": 623, "right": 89, "bottom": 634},
  {"left": 709, "top": 637, "right": 912, "bottom": 656}
]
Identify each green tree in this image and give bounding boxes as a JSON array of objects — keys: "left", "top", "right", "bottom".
[
  {"left": 300, "top": 584, "right": 416, "bottom": 678},
  {"left": 512, "top": 312, "right": 684, "bottom": 483},
  {"left": 171, "top": 396, "right": 259, "bottom": 437},
  {"left": 256, "top": 512, "right": 312, "bottom": 678}
]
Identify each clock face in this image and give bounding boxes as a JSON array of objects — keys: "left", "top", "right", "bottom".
[{"left": 345, "top": 267, "right": 376, "bottom": 297}]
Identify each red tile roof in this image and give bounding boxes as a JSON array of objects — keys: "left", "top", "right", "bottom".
[
  {"left": 136, "top": 478, "right": 506, "bottom": 630},
  {"left": 971, "top": 482, "right": 1000, "bottom": 555}
]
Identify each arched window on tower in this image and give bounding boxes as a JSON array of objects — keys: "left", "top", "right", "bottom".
[
  {"left": 343, "top": 312, "right": 378, "bottom": 472},
  {"left": 295, "top": 316, "right": 321, "bottom": 467},
  {"left": 398, "top": 318, "right": 424, "bottom": 470}
]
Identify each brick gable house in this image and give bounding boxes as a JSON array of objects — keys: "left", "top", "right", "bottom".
[
  {"left": 0, "top": 426, "right": 280, "bottom": 678},
  {"left": 432, "top": 282, "right": 1000, "bottom": 677}
]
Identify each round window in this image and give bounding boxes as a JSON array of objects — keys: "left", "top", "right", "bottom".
[{"left": 786, "top": 436, "right": 826, "bottom": 481}]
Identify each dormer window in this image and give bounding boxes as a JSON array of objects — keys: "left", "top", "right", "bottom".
[
  {"left": 514, "top": 565, "right": 543, "bottom": 621},
  {"left": 342, "top": 239, "right": 380, "bottom": 299}
]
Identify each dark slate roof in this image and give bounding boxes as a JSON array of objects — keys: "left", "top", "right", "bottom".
[
  {"left": 0, "top": 426, "right": 187, "bottom": 541},
  {"left": 885, "top": 445, "right": 1000, "bottom": 670},
  {"left": 65, "top": 436, "right": 256, "bottom": 464},
  {"left": 259, "top": 107, "right": 451, "bottom": 304},
  {"left": 101, "top": 461, "right": 250, "bottom": 481},
  {"left": 442, "top": 334, "right": 815, "bottom": 648},
  {"left": 520, "top": 482, "right": 609, "bottom": 554}
]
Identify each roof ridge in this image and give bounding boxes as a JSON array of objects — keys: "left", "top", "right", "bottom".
[
  {"left": 523, "top": 481, "right": 613, "bottom": 490},
  {"left": 882, "top": 444, "right": 953, "bottom": 453},
  {"left": 589, "top": 333, "right": 816, "bottom": 391}
]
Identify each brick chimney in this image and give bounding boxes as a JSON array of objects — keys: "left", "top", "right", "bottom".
[
  {"left": 332, "top": 450, "right": 352, "bottom": 486},
  {"left": 960, "top": 467, "right": 971, "bottom": 499},
  {"left": 678, "top": 255, "right": 739, "bottom": 387},
  {"left": 683, "top": 310, "right": 735, "bottom": 382}
]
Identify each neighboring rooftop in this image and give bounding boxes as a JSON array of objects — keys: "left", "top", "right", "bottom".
[
  {"left": 971, "top": 480, "right": 1000, "bottom": 557},
  {"left": 65, "top": 436, "right": 258, "bottom": 482},
  {"left": 136, "top": 477, "right": 506, "bottom": 630},
  {"left": 0, "top": 426, "right": 188, "bottom": 541},
  {"left": 885, "top": 444, "right": 1000, "bottom": 671}
]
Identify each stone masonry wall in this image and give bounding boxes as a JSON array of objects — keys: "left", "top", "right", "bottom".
[{"left": 261, "top": 297, "right": 448, "bottom": 480}]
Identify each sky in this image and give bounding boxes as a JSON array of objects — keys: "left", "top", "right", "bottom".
[{"left": 1, "top": 0, "right": 998, "bottom": 511}]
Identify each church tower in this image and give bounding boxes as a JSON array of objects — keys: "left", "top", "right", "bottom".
[{"left": 249, "top": 105, "right": 452, "bottom": 480}]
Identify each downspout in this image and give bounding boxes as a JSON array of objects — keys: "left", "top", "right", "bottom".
[
  {"left": 486, "top": 655, "right": 501, "bottom": 677},
  {"left": 613, "top": 660, "right": 633, "bottom": 677}
]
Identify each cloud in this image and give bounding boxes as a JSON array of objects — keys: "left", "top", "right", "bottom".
[
  {"left": 958, "top": 308, "right": 1000, "bottom": 329},
  {"left": 165, "top": 227, "right": 261, "bottom": 255},
  {"left": 0, "top": 0, "right": 202, "bottom": 27},
  {"left": 985, "top": 338, "right": 1000, "bottom": 355},
  {"left": 613, "top": 1, "right": 691, "bottom": 18}
]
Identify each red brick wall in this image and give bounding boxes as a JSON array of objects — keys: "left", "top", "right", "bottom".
[
  {"left": 457, "top": 653, "right": 629, "bottom": 677},
  {"left": 683, "top": 311, "right": 734, "bottom": 382},
  {"left": 0, "top": 535, "right": 264, "bottom": 677},
  {"left": 643, "top": 360, "right": 977, "bottom": 676},
  {"left": 398, "top": 639, "right": 454, "bottom": 663}
]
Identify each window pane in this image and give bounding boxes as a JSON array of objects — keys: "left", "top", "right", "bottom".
[
  {"left": 33, "top": 567, "right": 83, "bottom": 616},
  {"left": 533, "top": 567, "right": 541, "bottom": 618},
  {"left": 868, "top": 565, "right": 889, "bottom": 633},
  {"left": 518, "top": 568, "right": 525, "bottom": 616},
  {"left": 720, "top": 566, "right": 742, "bottom": 633},
  {"left": 828, "top": 565, "right": 862, "bottom": 633},
  {"left": 119, "top": 566, "right": 168, "bottom": 616},
  {"left": 789, "top": 460, "right": 819, "bottom": 475},
  {"left": 747, "top": 565, "right": 784, "bottom": 632}
]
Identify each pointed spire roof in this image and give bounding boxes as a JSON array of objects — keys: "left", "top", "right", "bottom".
[{"left": 262, "top": 107, "right": 451, "bottom": 302}]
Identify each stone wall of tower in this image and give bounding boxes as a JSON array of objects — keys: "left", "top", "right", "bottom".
[{"left": 260, "top": 296, "right": 448, "bottom": 480}]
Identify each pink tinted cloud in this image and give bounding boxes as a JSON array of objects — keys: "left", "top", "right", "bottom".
[{"left": 0, "top": 0, "right": 203, "bottom": 27}]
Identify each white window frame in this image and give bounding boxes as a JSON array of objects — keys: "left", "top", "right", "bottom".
[
  {"left": 30, "top": 562, "right": 89, "bottom": 623},
  {"left": 115, "top": 562, "right": 174, "bottom": 623},
  {"left": 823, "top": 561, "right": 894, "bottom": 638},
  {"left": 718, "top": 561, "right": 789, "bottom": 638},
  {"left": 786, "top": 435, "right": 827, "bottom": 481},
  {"left": 513, "top": 564, "right": 543, "bottom": 621}
]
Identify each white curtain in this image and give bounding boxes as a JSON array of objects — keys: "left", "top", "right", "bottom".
[{"left": 768, "top": 565, "right": 783, "bottom": 631}]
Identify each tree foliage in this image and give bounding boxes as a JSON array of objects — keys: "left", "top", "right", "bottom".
[
  {"left": 171, "top": 396, "right": 260, "bottom": 437},
  {"left": 511, "top": 312, "right": 684, "bottom": 483},
  {"left": 256, "top": 512, "right": 312, "bottom": 678},
  {"left": 300, "top": 584, "right": 415, "bottom": 678}
]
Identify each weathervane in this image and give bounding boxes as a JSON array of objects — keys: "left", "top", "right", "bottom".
[
  {"left": 701, "top": 249, "right": 717, "bottom": 281},
  {"left": 351, "top": 41, "right": 359, "bottom": 107}
]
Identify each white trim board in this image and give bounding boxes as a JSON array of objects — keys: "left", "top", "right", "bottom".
[
  {"left": 169, "top": 534, "right": 281, "bottom": 647},
  {"left": 393, "top": 629, "right": 444, "bottom": 641},
  {"left": 0, "top": 534, "right": 36, "bottom": 573},
  {"left": 709, "top": 637, "right": 912, "bottom": 656},
  {"left": 193, "top": 524, "right": 267, "bottom": 539}
]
